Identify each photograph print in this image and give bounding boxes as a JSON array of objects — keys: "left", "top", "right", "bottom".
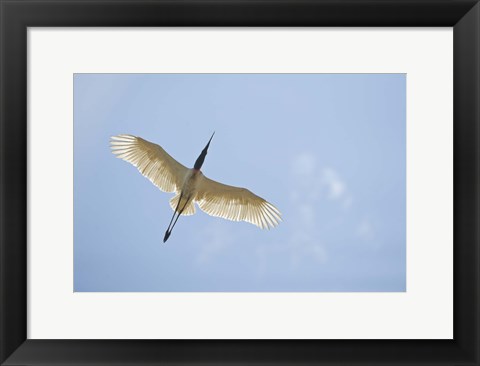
[{"left": 74, "top": 73, "right": 406, "bottom": 292}]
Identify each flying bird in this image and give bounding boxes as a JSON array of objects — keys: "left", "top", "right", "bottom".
[{"left": 110, "top": 133, "right": 281, "bottom": 242}]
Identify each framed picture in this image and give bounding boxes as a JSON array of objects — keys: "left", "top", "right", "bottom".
[{"left": 1, "top": 1, "right": 478, "bottom": 365}]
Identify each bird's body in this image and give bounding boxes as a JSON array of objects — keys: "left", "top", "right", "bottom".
[
  {"left": 110, "top": 133, "right": 281, "bottom": 242},
  {"left": 171, "top": 169, "right": 201, "bottom": 216}
]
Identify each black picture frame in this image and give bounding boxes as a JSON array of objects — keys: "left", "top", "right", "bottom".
[{"left": 1, "top": 0, "right": 479, "bottom": 365}]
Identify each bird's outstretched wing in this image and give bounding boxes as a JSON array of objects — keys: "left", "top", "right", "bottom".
[
  {"left": 110, "top": 134, "right": 188, "bottom": 193},
  {"left": 195, "top": 175, "right": 281, "bottom": 229}
]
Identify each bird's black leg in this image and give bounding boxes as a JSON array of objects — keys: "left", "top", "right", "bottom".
[{"left": 164, "top": 193, "right": 183, "bottom": 241}]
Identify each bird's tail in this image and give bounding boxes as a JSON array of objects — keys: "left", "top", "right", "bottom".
[{"left": 169, "top": 194, "right": 196, "bottom": 216}]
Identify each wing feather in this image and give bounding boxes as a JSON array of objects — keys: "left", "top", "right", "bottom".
[
  {"left": 110, "top": 134, "right": 188, "bottom": 193},
  {"left": 195, "top": 175, "right": 281, "bottom": 229}
]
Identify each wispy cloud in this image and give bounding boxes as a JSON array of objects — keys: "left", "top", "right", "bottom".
[
  {"left": 286, "top": 152, "right": 352, "bottom": 266},
  {"left": 289, "top": 153, "right": 352, "bottom": 206},
  {"left": 322, "top": 168, "right": 346, "bottom": 200}
]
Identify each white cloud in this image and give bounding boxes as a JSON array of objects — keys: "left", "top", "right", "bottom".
[
  {"left": 321, "top": 168, "right": 346, "bottom": 201},
  {"left": 286, "top": 152, "right": 374, "bottom": 267},
  {"left": 290, "top": 152, "right": 322, "bottom": 200},
  {"left": 286, "top": 153, "right": 333, "bottom": 266},
  {"left": 290, "top": 154, "right": 351, "bottom": 207}
]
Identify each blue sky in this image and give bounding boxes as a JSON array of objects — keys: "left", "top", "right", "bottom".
[{"left": 74, "top": 73, "right": 406, "bottom": 292}]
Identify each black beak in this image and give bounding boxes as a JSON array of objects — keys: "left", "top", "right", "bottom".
[{"left": 193, "top": 132, "right": 215, "bottom": 170}]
